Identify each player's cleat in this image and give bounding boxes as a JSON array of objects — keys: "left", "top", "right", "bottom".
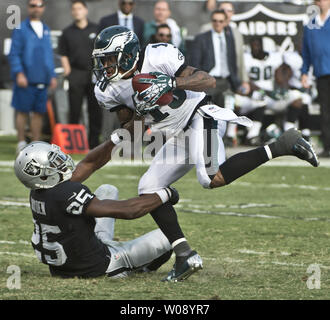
[
  {"left": 275, "top": 128, "right": 319, "bottom": 167},
  {"left": 162, "top": 251, "right": 203, "bottom": 282}
]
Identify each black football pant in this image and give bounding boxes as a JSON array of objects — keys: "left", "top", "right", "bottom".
[
  {"left": 316, "top": 75, "right": 330, "bottom": 152},
  {"left": 68, "top": 69, "right": 102, "bottom": 149}
]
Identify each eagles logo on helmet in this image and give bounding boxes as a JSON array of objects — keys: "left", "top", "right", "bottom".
[{"left": 92, "top": 25, "right": 140, "bottom": 83}]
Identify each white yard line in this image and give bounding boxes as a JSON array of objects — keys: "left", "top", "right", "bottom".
[
  {"left": 0, "top": 251, "right": 36, "bottom": 258},
  {"left": 0, "top": 240, "right": 29, "bottom": 245},
  {"left": 179, "top": 207, "right": 330, "bottom": 222},
  {"left": 105, "top": 174, "right": 140, "bottom": 180},
  {"left": 1, "top": 198, "right": 329, "bottom": 222},
  {"left": 0, "top": 200, "right": 30, "bottom": 207},
  {"left": 223, "top": 256, "right": 330, "bottom": 270},
  {"left": 239, "top": 249, "right": 292, "bottom": 256},
  {"left": 239, "top": 249, "right": 269, "bottom": 255},
  {"left": 233, "top": 181, "right": 330, "bottom": 192}
]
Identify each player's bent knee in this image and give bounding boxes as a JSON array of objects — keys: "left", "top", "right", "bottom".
[
  {"left": 138, "top": 174, "right": 165, "bottom": 195},
  {"left": 94, "top": 184, "right": 119, "bottom": 200}
]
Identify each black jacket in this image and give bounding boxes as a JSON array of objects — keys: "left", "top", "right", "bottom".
[
  {"left": 98, "top": 13, "right": 144, "bottom": 45},
  {"left": 190, "top": 27, "right": 241, "bottom": 91}
]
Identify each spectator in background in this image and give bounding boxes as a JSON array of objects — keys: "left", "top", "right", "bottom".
[
  {"left": 200, "top": 2, "right": 250, "bottom": 95},
  {"left": 8, "top": 0, "right": 57, "bottom": 154},
  {"left": 205, "top": 0, "right": 217, "bottom": 12},
  {"left": 233, "top": 38, "right": 306, "bottom": 145},
  {"left": 301, "top": 0, "right": 330, "bottom": 158},
  {"left": 143, "top": 0, "right": 184, "bottom": 52},
  {"left": 59, "top": 0, "right": 102, "bottom": 149},
  {"left": 148, "top": 24, "right": 172, "bottom": 45},
  {"left": 98, "top": 0, "right": 144, "bottom": 44},
  {"left": 190, "top": 9, "right": 241, "bottom": 108},
  {"left": 219, "top": 2, "right": 250, "bottom": 95}
]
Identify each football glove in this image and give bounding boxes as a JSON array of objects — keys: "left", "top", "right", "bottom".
[
  {"left": 138, "top": 72, "right": 176, "bottom": 106},
  {"left": 133, "top": 91, "right": 160, "bottom": 116}
]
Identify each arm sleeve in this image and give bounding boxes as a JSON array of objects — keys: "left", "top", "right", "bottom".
[
  {"left": 8, "top": 28, "right": 24, "bottom": 76},
  {"left": 44, "top": 25, "right": 56, "bottom": 79},
  {"left": 301, "top": 27, "right": 311, "bottom": 75},
  {"left": 58, "top": 31, "right": 69, "bottom": 57},
  {"left": 49, "top": 38, "right": 57, "bottom": 79}
]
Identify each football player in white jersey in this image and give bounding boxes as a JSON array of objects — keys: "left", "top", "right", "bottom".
[
  {"left": 92, "top": 26, "right": 319, "bottom": 282},
  {"left": 233, "top": 38, "right": 304, "bottom": 144}
]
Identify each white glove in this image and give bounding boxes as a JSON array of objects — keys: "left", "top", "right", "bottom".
[
  {"left": 138, "top": 72, "right": 176, "bottom": 106},
  {"left": 133, "top": 92, "right": 160, "bottom": 116}
]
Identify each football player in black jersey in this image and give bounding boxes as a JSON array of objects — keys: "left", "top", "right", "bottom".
[{"left": 14, "top": 137, "right": 180, "bottom": 279}]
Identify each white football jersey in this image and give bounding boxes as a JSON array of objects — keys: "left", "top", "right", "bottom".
[
  {"left": 283, "top": 51, "right": 303, "bottom": 89},
  {"left": 245, "top": 51, "right": 283, "bottom": 92},
  {"left": 95, "top": 43, "right": 205, "bottom": 133}
]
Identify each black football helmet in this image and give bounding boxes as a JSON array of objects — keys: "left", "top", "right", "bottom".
[{"left": 92, "top": 25, "right": 140, "bottom": 82}]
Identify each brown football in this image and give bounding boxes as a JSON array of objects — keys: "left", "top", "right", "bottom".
[{"left": 132, "top": 73, "right": 173, "bottom": 106}]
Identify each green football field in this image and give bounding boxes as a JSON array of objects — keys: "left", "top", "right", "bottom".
[{"left": 0, "top": 136, "right": 329, "bottom": 300}]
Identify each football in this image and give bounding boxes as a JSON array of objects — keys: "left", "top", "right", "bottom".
[{"left": 132, "top": 73, "right": 173, "bottom": 106}]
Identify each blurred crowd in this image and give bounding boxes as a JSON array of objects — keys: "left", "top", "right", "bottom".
[{"left": 6, "top": 0, "right": 330, "bottom": 157}]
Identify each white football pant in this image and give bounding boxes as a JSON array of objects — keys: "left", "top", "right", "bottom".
[
  {"left": 138, "top": 113, "right": 227, "bottom": 193},
  {"left": 93, "top": 184, "right": 171, "bottom": 278}
]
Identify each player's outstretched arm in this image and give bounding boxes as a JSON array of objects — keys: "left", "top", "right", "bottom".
[
  {"left": 116, "top": 107, "right": 144, "bottom": 140},
  {"left": 71, "top": 139, "right": 115, "bottom": 183},
  {"left": 85, "top": 188, "right": 179, "bottom": 219},
  {"left": 175, "top": 66, "right": 216, "bottom": 92}
]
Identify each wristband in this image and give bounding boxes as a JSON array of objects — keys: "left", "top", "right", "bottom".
[
  {"left": 110, "top": 132, "right": 121, "bottom": 145},
  {"left": 155, "top": 188, "right": 171, "bottom": 204},
  {"left": 172, "top": 77, "right": 177, "bottom": 89}
]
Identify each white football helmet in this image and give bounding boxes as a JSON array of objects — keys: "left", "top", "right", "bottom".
[{"left": 14, "top": 142, "right": 75, "bottom": 190}]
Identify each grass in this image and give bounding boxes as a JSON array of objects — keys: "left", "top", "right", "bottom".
[{"left": 0, "top": 136, "right": 329, "bottom": 300}]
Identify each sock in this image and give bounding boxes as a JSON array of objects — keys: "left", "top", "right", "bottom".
[
  {"left": 172, "top": 238, "right": 193, "bottom": 267},
  {"left": 150, "top": 203, "right": 192, "bottom": 266},
  {"left": 219, "top": 146, "right": 269, "bottom": 185},
  {"left": 172, "top": 238, "right": 192, "bottom": 257},
  {"left": 150, "top": 202, "right": 185, "bottom": 246}
]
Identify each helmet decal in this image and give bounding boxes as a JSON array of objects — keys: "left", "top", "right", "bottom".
[
  {"left": 93, "top": 31, "right": 135, "bottom": 56},
  {"left": 23, "top": 159, "right": 41, "bottom": 177},
  {"left": 92, "top": 26, "right": 140, "bottom": 83}
]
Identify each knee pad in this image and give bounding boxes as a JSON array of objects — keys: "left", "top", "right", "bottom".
[{"left": 94, "top": 184, "right": 119, "bottom": 200}]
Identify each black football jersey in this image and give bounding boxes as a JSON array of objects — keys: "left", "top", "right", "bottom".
[{"left": 30, "top": 180, "right": 111, "bottom": 278}]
